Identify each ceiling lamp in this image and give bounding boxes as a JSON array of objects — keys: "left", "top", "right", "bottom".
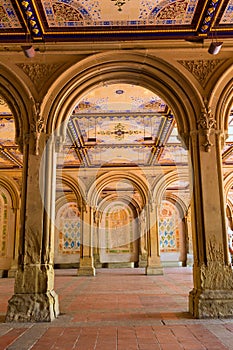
[
  {"left": 208, "top": 41, "right": 223, "bottom": 55},
  {"left": 21, "top": 45, "right": 36, "bottom": 58}
]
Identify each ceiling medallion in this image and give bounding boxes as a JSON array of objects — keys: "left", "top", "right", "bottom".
[{"left": 111, "top": 0, "right": 130, "bottom": 11}]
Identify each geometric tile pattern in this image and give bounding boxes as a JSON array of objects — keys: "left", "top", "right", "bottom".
[
  {"left": 57, "top": 203, "right": 81, "bottom": 254},
  {"left": 1, "top": 1, "right": 233, "bottom": 41},
  {"left": 159, "top": 201, "right": 180, "bottom": 252}
]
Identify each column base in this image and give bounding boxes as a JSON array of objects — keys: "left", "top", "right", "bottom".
[
  {"left": 8, "top": 269, "right": 17, "bottom": 278},
  {"left": 146, "top": 266, "right": 163, "bottom": 275},
  {"left": 5, "top": 290, "right": 59, "bottom": 322},
  {"left": 189, "top": 288, "right": 233, "bottom": 318},
  {"left": 77, "top": 266, "right": 96, "bottom": 276},
  {"left": 138, "top": 254, "right": 148, "bottom": 268}
]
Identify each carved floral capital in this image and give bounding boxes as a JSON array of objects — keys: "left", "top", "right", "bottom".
[{"left": 197, "top": 101, "right": 216, "bottom": 152}]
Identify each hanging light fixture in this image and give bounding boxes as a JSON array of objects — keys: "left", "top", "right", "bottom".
[
  {"left": 22, "top": 45, "right": 35, "bottom": 58},
  {"left": 208, "top": 41, "right": 223, "bottom": 55},
  {"left": 208, "top": 28, "right": 223, "bottom": 55}
]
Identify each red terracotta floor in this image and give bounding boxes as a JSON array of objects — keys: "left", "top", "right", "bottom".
[{"left": 0, "top": 267, "right": 233, "bottom": 350}]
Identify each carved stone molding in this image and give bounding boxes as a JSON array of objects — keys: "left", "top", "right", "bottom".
[
  {"left": 178, "top": 59, "right": 222, "bottom": 86},
  {"left": 197, "top": 101, "right": 216, "bottom": 152},
  {"left": 30, "top": 101, "right": 45, "bottom": 155},
  {"left": 17, "top": 63, "right": 61, "bottom": 91},
  {"left": 200, "top": 238, "right": 233, "bottom": 290},
  {"left": 0, "top": 95, "right": 7, "bottom": 107}
]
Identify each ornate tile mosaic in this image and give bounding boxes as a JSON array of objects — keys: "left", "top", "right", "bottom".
[
  {"left": 73, "top": 84, "right": 167, "bottom": 113},
  {"left": 40, "top": 0, "right": 198, "bottom": 27},
  {"left": 57, "top": 203, "right": 81, "bottom": 254},
  {"left": 159, "top": 201, "right": 180, "bottom": 252},
  {"left": 220, "top": 0, "right": 233, "bottom": 24},
  {"left": 0, "top": 0, "right": 22, "bottom": 29},
  {"left": 158, "top": 144, "right": 188, "bottom": 164},
  {"left": 0, "top": 118, "right": 15, "bottom": 145}
]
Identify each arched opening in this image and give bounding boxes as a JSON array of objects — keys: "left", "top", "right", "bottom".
[
  {"left": 52, "top": 76, "right": 193, "bottom": 277},
  {"left": 0, "top": 95, "right": 22, "bottom": 278}
]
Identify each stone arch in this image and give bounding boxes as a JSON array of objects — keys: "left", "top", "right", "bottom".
[
  {"left": 97, "top": 193, "right": 142, "bottom": 221},
  {"left": 56, "top": 173, "right": 86, "bottom": 210},
  {"left": 0, "top": 176, "right": 20, "bottom": 211},
  {"left": 0, "top": 176, "right": 20, "bottom": 276},
  {"left": 0, "top": 68, "right": 31, "bottom": 148},
  {"left": 152, "top": 168, "right": 190, "bottom": 205},
  {"left": 87, "top": 170, "right": 151, "bottom": 210},
  {"left": 209, "top": 63, "right": 233, "bottom": 132},
  {"left": 43, "top": 51, "right": 202, "bottom": 142},
  {"left": 223, "top": 171, "right": 233, "bottom": 203}
]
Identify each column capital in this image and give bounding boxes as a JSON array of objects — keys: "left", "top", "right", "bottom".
[{"left": 30, "top": 101, "right": 45, "bottom": 156}]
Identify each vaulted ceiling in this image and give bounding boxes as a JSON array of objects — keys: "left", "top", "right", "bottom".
[{"left": 0, "top": 0, "right": 233, "bottom": 170}]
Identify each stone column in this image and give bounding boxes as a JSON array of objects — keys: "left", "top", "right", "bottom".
[
  {"left": 77, "top": 204, "right": 96, "bottom": 276},
  {"left": 93, "top": 210, "right": 102, "bottom": 268},
  {"left": 8, "top": 206, "right": 21, "bottom": 278},
  {"left": 146, "top": 204, "right": 163, "bottom": 275},
  {"left": 188, "top": 103, "right": 233, "bottom": 318},
  {"left": 5, "top": 102, "right": 59, "bottom": 322},
  {"left": 179, "top": 217, "right": 188, "bottom": 267},
  {"left": 138, "top": 211, "right": 148, "bottom": 267}
]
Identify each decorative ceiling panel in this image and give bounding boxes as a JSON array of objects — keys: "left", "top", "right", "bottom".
[
  {"left": 73, "top": 84, "right": 167, "bottom": 113},
  {"left": 1, "top": 0, "right": 233, "bottom": 42},
  {"left": 219, "top": 0, "right": 233, "bottom": 24},
  {"left": 0, "top": 117, "right": 16, "bottom": 146},
  {"left": 40, "top": 0, "right": 198, "bottom": 28},
  {"left": 158, "top": 144, "right": 188, "bottom": 164},
  {"left": 0, "top": 0, "right": 22, "bottom": 29}
]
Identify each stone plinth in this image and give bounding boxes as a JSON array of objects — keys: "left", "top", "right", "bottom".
[
  {"left": 189, "top": 288, "right": 233, "bottom": 318},
  {"left": 5, "top": 290, "right": 59, "bottom": 322},
  {"left": 146, "top": 266, "right": 163, "bottom": 275},
  {"left": 77, "top": 266, "right": 96, "bottom": 276}
]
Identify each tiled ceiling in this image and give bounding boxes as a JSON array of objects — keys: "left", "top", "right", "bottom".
[
  {"left": 0, "top": 0, "right": 232, "bottom": 42},
  {"left": 64, "top": 83, "right": 184, "bottom": 168},
  {"left": 0, "top": 84, "right": 233, "bottom": 170}
]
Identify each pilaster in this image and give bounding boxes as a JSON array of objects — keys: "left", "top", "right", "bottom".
[
  {"left": 77, "top": 204, "right": 96, "bottom": 276},
  {"left": 146, "top": 204, "right": 163, "bottom": 275},
  {"left": 188, "top": 102, "right": 233, "bottom": 318},
  {"left": 5, "top": 102, "right": 59, "bottom": 322}
]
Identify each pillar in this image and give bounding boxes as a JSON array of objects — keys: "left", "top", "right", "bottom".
[
  {"left": 78, "top": 204, "right": 96, "bottom": 276},
  {"left": 5, "top": 102, "right": 59, "bottom": 322},
  {"left": 138, "top": 210, "right": 148, "bottom": 267},
  {"left": 8, "top": 206, "right": 21, "bottom": 278},
  {"left": 188, "top": 103, "right": 233, "bottom": 318},
  {"left": 146, "top": 204, "right": 163, "bottom": 275},
  {"left": 179, "top": 216, "right": 188, "bottom": 267},
  {"left": 93, "top": 209, "right": 102, "bottom": 268}
]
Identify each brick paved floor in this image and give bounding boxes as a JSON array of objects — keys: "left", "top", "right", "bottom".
[{"left": 0, "top": 267, "right": 233, "bottom": 349}]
